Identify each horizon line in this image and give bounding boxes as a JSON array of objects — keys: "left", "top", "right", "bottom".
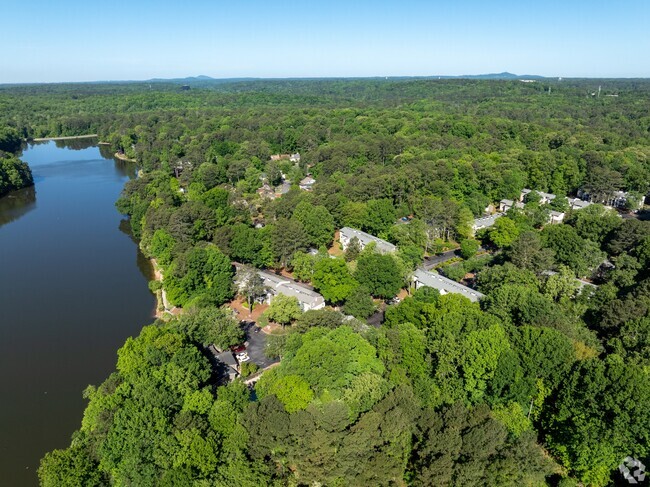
[{"left": 4, "top": 73, "right": 650, "bottom": 86}]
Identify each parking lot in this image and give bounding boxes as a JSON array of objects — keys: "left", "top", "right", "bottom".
[{"left": 241, "top": 321, "right": 279, "bottom": 369}]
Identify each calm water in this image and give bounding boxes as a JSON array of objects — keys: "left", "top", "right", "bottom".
[{"left": 0, "top": 140, "right": 155, "bottom": 485}]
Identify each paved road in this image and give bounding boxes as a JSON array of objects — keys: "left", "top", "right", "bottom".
[
  {"left": 422, "top": 249, "right": 459, "bottom": 269},
  {"left": 241, "top": 322, "right": 279, "bottom": 369}
]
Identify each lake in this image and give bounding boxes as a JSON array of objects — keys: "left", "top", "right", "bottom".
[{"left": 0, "top": 140, "right": 155, "bottom": 485}]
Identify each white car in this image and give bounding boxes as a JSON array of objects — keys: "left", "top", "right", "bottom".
[{"left": 237, "top": 352, "right": 250, "bottom": 362}]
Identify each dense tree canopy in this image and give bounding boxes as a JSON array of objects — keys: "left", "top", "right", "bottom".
[{"left": 20, "top": 78, "right": 650, "bottom": 486}]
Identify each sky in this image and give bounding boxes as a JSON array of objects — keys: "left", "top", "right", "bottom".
[{"left": 2, "top": 0, "right": 649, "bottom": 83}]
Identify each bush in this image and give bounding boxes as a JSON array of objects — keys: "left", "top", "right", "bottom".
[
  {"left": 460, "top": 239, "right": 480, "bottom": 259},
  {"left": 239, "top": 361, "right": 259, "bottom": 378}
]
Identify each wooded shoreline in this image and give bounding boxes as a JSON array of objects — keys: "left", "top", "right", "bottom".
[{"left": 30, "top": 134, "right": 98, "bottom": 141}]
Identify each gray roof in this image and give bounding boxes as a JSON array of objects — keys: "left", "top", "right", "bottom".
[
  {"left": 522, "top": 188, "right": 556, "bottom": 201},
  {"left": 413, "top": 269, "right": 485, "bottom": 302},
  {"left": 500, "top": 199, "right": 525, "bottom": 209},
  {"left": 568, "top": 198, "right": 592, "bottom": 209},
  {"left": 339, "top": 227, "right": 397, "bottom": 253},
  {"left": 258, "top": 270, "right": 325, "bottom": 309},
  {"left": 473, "top": 213, "right": 503, "bottom": 230}
]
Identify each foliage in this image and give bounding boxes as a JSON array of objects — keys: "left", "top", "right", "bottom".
[
  {"left": 344, "top": 285, "right": 377, "bottom": 319},
  {"left": 265, "top": 293, "right": 302, "bottom": 325},
  {"left": 0, "top": 153, "right": 34, "bottom": 196},
  {"left": 460, "top": 238, "right": 480, "bottom": 259},
  {"left": 312, "top": 257, "right": 357, "bottom": 304},
  {"left": 355, "top": 252, "right": 404, "bottom": 299}
]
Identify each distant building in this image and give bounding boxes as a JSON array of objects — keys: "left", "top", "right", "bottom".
[
  {"left": 472, "top": 213, "right": 504, "bottom": 234},
  {"left": 275, "top": 181, "right": 292, "bottom": 195},
  {"left": 257, "top": 183, "right": 276, "bottom": 200},
  {"left": 339, "top": 227, "right": 397, "bottom": 254},
  {"left": 412, "top": 269, "right": 485, "bottom": 303},
  {"left": 520, "top": 189, "right": 556, "bottom": 204},
  {"left": 270, "top": 154, "right": 291, "bottom": 161},
  {"left": 548, "top": 210, "right": 565, "bottom": 224},
  {"left": 256, "top": 270, "right": 325, "bottom": 311},
  {"left": 173, "top": 160, "right": 193, "bottom": 178},
  {"left": 567, "top": 197, "right": 592, "bottom": 210},
  {"left": 499, "top": 199, "right": 525, "bottom": 212},
  {"left": 209, "top": 345, "right": 239, "bottom": 382},
  {"left": 299, "top": 175, "right": 316, "bottom": 191},
  {"left": 578, "top": 189, "right": 642, "bottom": 210}
]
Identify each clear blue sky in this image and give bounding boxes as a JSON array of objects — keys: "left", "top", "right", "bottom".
[{"left": 2, "top": 0, "right": 649, "bottom": 83}]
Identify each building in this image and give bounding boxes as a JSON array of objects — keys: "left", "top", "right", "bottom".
[
  {"left": 577, "top": 189, "right": 642, "bottom": 210},
  {"left": 567, "top": 197, "right": 592, "bottom": 210},
  {"left": 548, "top": 210, "right": 565, "bottom": 224},
  {"left": 472, "top": 213, "right": 504, "bottom": 234},
  {"left": 257, "top": 183, "right": 276, "bottom": 200},
  {"left": 270, "top": 154, "right": 291, "bottom": 161},
  {"left": 257, "top": 270, "right": 325, "bottom": 311},
  {"left": 289, "top": 153, "right": 301, "bottom": 163},
  {"left": 339, "top": 227, "right": 397, "bottom": 254},
  {"left": 299, "top": 175, "right": 316, "bottom": 191},
  {"left": 412, "top": 269, "right": 485, "bottom": 302},
  {"left": 275, "top": 181, "right": 292, "bottom": 195},
  {"left": 499, "top": 199, "right": 525, "bottom": 212},
  {"left": 209, "top": 345, "right": 239, "bottom": 381},
  {"left": 520, "top": 189, "right": 557, "bottom": 204}
]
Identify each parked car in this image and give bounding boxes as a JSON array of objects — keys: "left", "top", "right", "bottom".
[
  {"left": 237, "top": 353, "right": 250, "bottom": 362},
  {"left": 231, "top": 344, "right": 246, "bottom": 353}
]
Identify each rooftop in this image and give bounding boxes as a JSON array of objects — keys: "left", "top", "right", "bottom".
[
  {"left": 413, "top": 269, "right": 485, "bottom": 302},
  {"left": 339, "top": 227, "right": 397, "bottom": 253},
  {"left": 473, "top": 213, "right": 503, "bottom": 229},
  {"left": 258, "top": 270, "right": 325, "bottom": 309}
]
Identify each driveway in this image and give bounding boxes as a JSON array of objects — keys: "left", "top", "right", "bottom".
[
  {"left": 241, "top": 321, "right": 279, "bottom": 369},
  {"left": 422, "top": 249, "right": 458, "bottom": 269}
]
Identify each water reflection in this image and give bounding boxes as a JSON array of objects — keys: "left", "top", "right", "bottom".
[
  {"left": 118, "top": 218, "right": 155, "bottom": 282},
  {"left": 0, "top": 186, "right": 37, "bottom": 228}
]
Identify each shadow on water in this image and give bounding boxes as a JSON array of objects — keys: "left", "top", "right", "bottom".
[
  {"left": 0, "top": 186, "right": 37, "bottom": 228},
  {"left": 118, "top": 218, "right": 155, "bottom": 283}
]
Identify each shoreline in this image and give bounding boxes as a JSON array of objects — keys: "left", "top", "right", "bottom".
[
  {"left": 149, "top": 258, "right": 182, "bottom": 318},
  {"left": 30, "top": 134, "right": 98, "bottom": 141},
  {"left": 114, "top": 152, "right": 137, "bottom": 162}
]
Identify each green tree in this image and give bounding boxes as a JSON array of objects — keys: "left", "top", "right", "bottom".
[
  {"left": 292, "top": 201, "right": 335, "bottom": 248},
  {"left": 312, "top": 258, "right": 358, "bottom": 304},
  {"left": 507, "top": 231, "right": 555, "bottom": 274},
  {"left": 343, "top": 286, "right": 376, "bottom": 319},
  {"left": 266, "top": 293, "right": 302, "bottom": 325},
  {"left": 271, "top": 218, "right": 309, "bottom": 267},
  {"left": 487, "top": 217, "right": 519, "bottom": 248},
  {"left": 355, "top": 253, "right": 404, "bottom": 299},
  {"left": 460, "top": 238, "right": 480, "bottom": 259},
  {"left": 164, "top": 244, "right": 234, "bottom": 306},
  {"left": 364, "top": 198, "right": 396, "bottom": 236}
]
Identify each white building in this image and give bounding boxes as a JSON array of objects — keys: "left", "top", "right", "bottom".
[
  {"left": 256, "top": 270, "right": 325, "bottom": 311},
  {"left": 412, "top": 269, "right": 485, "bottom": 303},
  {"left": 472, "top": 213, "right": 504, "bottom": 234},
  {"left": 548, "top": 210, "right": 565, "bottom": 224},
  {"left": 499, "top": 199, "right": 525, "bottom": 212},
  {"left": 299, "top": 175, "right": 316, "bottom": 191},
  {"left": 339, "top": 227, "right": 397, "bottom": 254},
  {"left": 520, "top": 189, "right": 557, "bottom": 204}
]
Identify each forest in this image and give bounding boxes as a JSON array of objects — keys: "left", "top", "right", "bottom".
[
  {"left": 1, "top": 77, "right": 649, "bottom": 486},
  {"left": 0, "top": 126, "right": 33, "bottom": 196}
]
